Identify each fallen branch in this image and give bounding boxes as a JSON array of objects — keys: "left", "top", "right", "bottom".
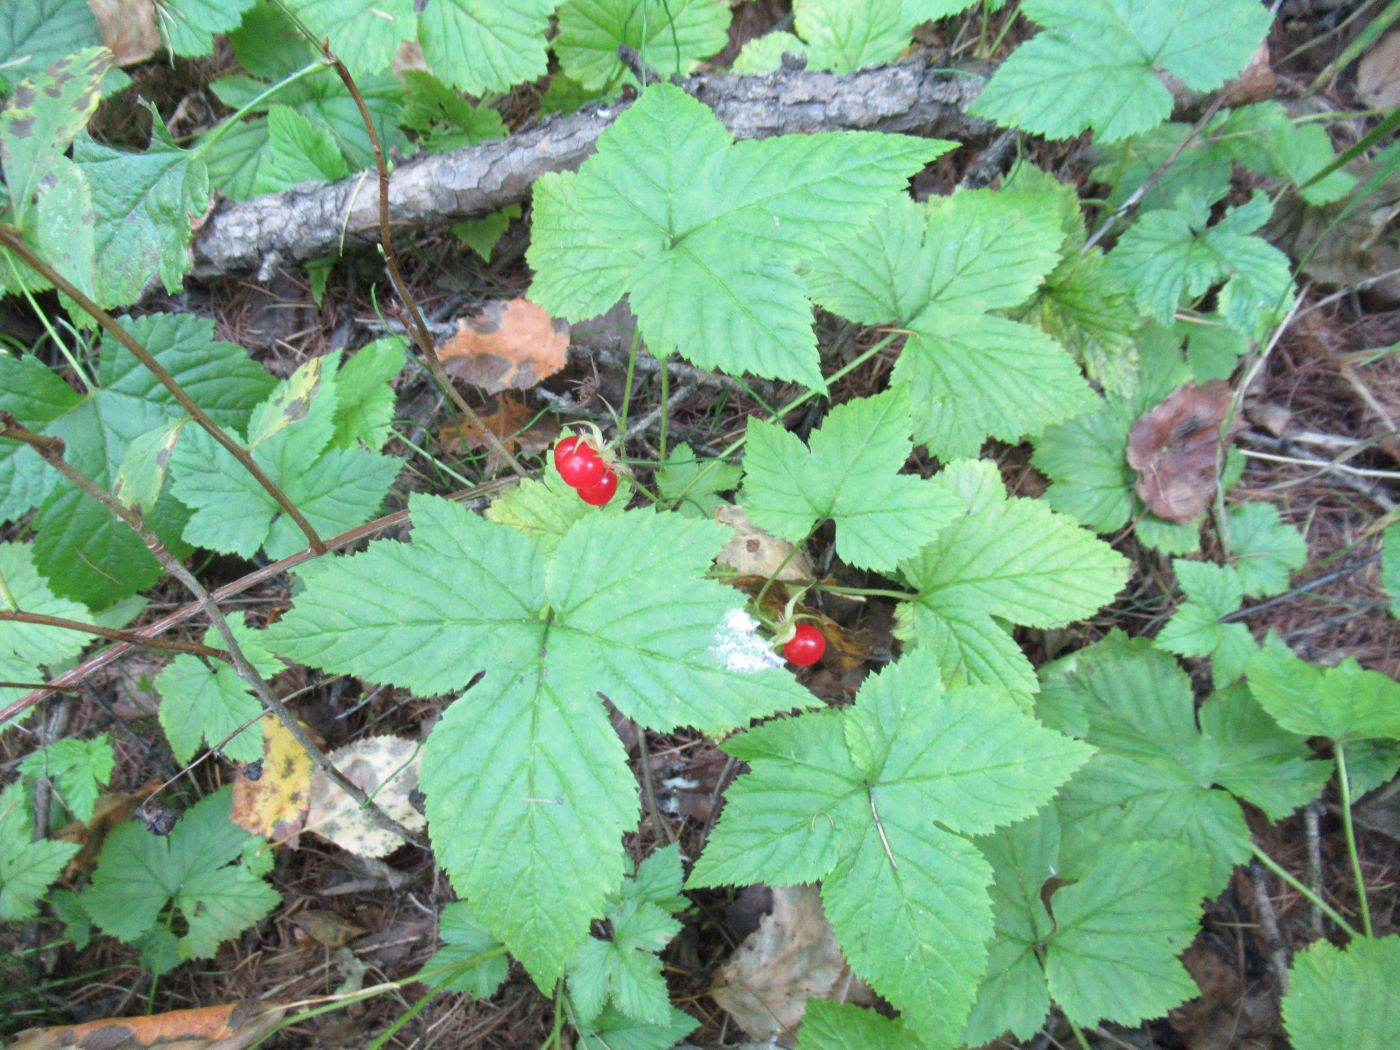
[{"left": 191, "top": 60, "right": 992, "bottom": 278}]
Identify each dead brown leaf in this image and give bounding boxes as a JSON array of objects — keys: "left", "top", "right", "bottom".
[
  {"left": 86, "top": 0, "right": 159, "bottom": 66},
  {"left": 1127, "top": 381, "right": 1245, "bottom": 523},
  {"left": 53, "top": 779, "right": 160, "bottom": 876},
  {"left": 437, "top": 393, "right": 557, "bottom": 470},
  {"left": 305, "top": 735, "right": 425, "bottom": 858},
  {"left": 292, "top": 909, "right": 367, "bottom": 948},
  {"left": 1359, "top": 30, "right": 1400, "bottom": 112},
  {"left": 9, "top": 999, "right": 284, "bottom": 1050},
  {"left": 436, "top": 298, "right": 569, "bottom": 393},
  {"left": 715, "top": 505, "right": 814, "bottom": 581},
  {"left": 231, "top": 715, "right": 313, "bottom": 846},
  {"left": 709, "top": 884, "right": 874, "bottom": 1041}
]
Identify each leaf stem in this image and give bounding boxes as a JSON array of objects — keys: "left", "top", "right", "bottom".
[
  {"left": 658, "top": 355, "right": 669, "bottom": 462},
  {"left": 1066, "top": 1016, "right": 1092, "bottom": 1050},
  {"left": 1249, "top": 842, "right": 1361, "bottom": 939},
  {"left": 1334, "top": 742, "right": 1373, "bottom": 938},
  {"left": 618, "top": 325, "right": 642, "bottom": 443},
  {"left": 0, "top": 226, "right": 327, "bottom": 554}
]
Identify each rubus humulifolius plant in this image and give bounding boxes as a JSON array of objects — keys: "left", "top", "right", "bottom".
[{"left": 3, "top": 2, "right": 1398, "bottom": 1047}]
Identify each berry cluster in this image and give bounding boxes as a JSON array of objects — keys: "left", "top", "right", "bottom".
[{"left": 553, "top": 435, "right": 618, "bottom": 506}]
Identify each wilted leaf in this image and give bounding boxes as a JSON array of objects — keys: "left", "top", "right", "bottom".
[
  {"left": 305, "top": 735, "right": 425, "bottom": 858},
  {"left": 436, "top": 298, "right": 570, "bottom": 393},
  {"left": 231, "top": 715, "right": 314, "bottom": 845},
  {"left": 292, "top": 908, "right": 366, "bottom": 947},
  {"left": 86, "top": 0, "right": 159, "bottom": 65},
  {"left": 1127, "top": 381, "right": 1245, "bottom": 522},
  {"left": 9, "top": 999, "right": 284, "bottom": 1050},
  {"left": 710, "top": 884, "right": 873, "bottom": 1041},
  {"left": 1359, "top": 31, "right": 1400, "bottom": 111},
  {"left": 715, "top": 505, "right": 814, "bottom": 581}
]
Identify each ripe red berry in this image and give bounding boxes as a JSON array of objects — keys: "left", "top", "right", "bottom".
[
  {"left": 577, "top": 469, "right": 618, "bottom": 506},
  {"left": 783, "top": 623, "right": 825, "bottom": 666},
  {"left": 554, "top": 436, "right": 607, "bottom": 489}
]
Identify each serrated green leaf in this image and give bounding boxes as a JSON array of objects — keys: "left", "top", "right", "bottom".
[
  {"left": 741, "top": 389, "right": 960, "bottom": 571},
  {"left": 576, "top": 1004, "right": 698, "bottom": 1050},
  {"left": 528, "top": 82, "right": 949, "bottom": 387},
  {"left": 418, "top": 0, "right": 553, "bottom": 94},
  {"left": 0, "top": 541, "right": 95, "bottom": 720},
  {"left": 228, "top": 0, "right": 320, "bottom": 78},
  {"left": 1216, "top": 101, "right": 1356, "bottom": 206},
  {"left": 156, "top": 613, "right": 280, "bottom": 764},
  {"left": 0, "top": 353, "right": 82, "bottom": 522},
  {"left": 486, "top": 472, "right": 600, "bottom": 551},
  {"left": 401, "top": 69, "right": 507, "bottom": 153},
  {"left": 897, "top": 467, "right": 1129, "bottom": 699},
  {"left": 31, "top": 156, "right": 98, "bottom": 307},
  {"left": 971, "top": 0, "right": 1271, "bottom": 142},
  {"left": 254, "top": 104, "right": 349, "bottom": 193},
  {"left": 0, "top": 781, "right": 79, "bottom": 920},
  {"left": 74, "top": 120, "right": 211, "bottom": 307},
  {"left": 1091, "top": 121, "right": 1236, "bottom": 213},
  {"left": 794, "top": 0, "right": 907, "bottom": 74},
  {"left": 160, "top": 0, "right": 259, "bottom": 56},
  {"left": 732, "top": 31, "right": 807, "bottom": 74},
  {"left": 418, "top": 901, "right": 509, "bottom": 998},
  {"left": 556, "top": 0, "right": 730, "bottom": 90},
  {"left": 198, "top": 116, "right": 273, "bottom": 200},
  {"left": 1155, "top": 559, "right": 1255, "bottom": 687},
  {"left": 1248, "top": 634, "right": 1400, "bottom": 742},
  {"left": 18, "top": 734, "right": 115, "bottom": 822},
  {"left": 330, "top": 338, "right": 404, "bottom": 450},
  {"left": 280, "top": 0, "right": 415, "bottom": 77},
  {"left": 1284, "top": 935, "right": 1400, "bottom": 1050},
  {"left": 656, "top": 442, "right": 740, "bottom": 519},
  {"left": 82, "top": 786, "right": 277, "bottom": 971},
  {"left": 270, "top": 496, "right": 810, "bottom": 984},
  {"left": 1046, "top": 841, "right": 1209, "bottom": 1026},
  {"left": 1034, "top": 248, "right": 1141, "bottom": 397},
  {"left": 0, "top": 0, "right": 104, "bottom": 94},
  {"left": 114, "top": 420, "right": 188, "bottom": 513},
  {"left": 799, "top": 999, "right": 908, "bottom": 1048},
  {"left": 1225, "top": 502, "right": 1307, "bottom": 597},
  {"left": 568, "top": 895, "right": 680, "bottom": 1024},
  {"left": 452, "top": 203, "right": 521, "bottom": 260}
]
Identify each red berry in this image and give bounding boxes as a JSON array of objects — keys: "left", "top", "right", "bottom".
[
  {"left": 577, "top": 469, "right": 618, "bottom": 506},
  {"left": 783, "top": 623, "right": 825, "bottom": 666},
  {"left": 554, "top": 437, "right": 607, "bottom": 489}
]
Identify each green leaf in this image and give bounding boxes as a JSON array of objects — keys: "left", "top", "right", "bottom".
[
  {"left": 329, "top": 338, "right": 405, "bottom": 450},
  {"left": 528, "top": 82, "right": 950, "bottom": 387},
  {"left": 0, "top": 353, "right": 82, "bottom": 522},
  {"left": 451, "top": 204, "right": 521, "bottom": 260},
  {"left": 740, "top": 388, "right": 960, "bottom": 571},
  {"left": 228, "top": 1, "right": 320, "bottom": 78},
  {"left": 970, "top": 0, "right": 1271, "bottom": 142},
  {"left": 30, "top": 155, "right": 98, "bottom": 307},
  {"left": 419, "top": 901, "right": 509, "bottom": 998},
  {"left": 556, "top": 0, "right": 731, "bottom": 89},
  {"left": 198, "top": 116, "right": 273, "bottom": 200},
  {"left": 156, "top": 614, "right": 281, "bottom": 764},
  {"left": 576, "top": 1005, "right": 698, "bottom": 1050},
  {"left": 1033, "top": 248, "right": 1142, "bottom": 398},
  {"left": 171, "top": 353, "right": 403, "bottom": 559},
  {"left": 253, "top": 104, "right": 350, "bottom": 193},
  {"left": 1155, "top": 559, "right": 1255, "bottom": 688},
  {"left": 0, "top": 542, "right": 95, "bottom": 721},
  {"left": 82, "top": 786, "right": 278, "bottom": 972},
  {"left": 897, "top": 461, "right": 1129, "bottom": 700},
  {"left": 1381, "top": 522, "right": 1398, "bottom": 617},
  {"left": 1091, "top": 121, "right": 1236, "bottom": 213},
  {"left": 1247, "top": 634, "right": 1400, "bottom": 742},
  {"left": 18, "top": 734, "right": 115, "bottom": 822},
  {"left": 486, "top": 472, "right": 600, "bottom": 551},
  {"left": 799, "top": 999, "right": 909, "bottom": 1048},
  {"left": 0, "top": 0, "right": 104, "bottom": 93},
  {"left": 1284, "top": 935, "right": 1400, "bottom": 1050},
  {"left": 1225, "top": 502, "right": 1307, "bottom": 598},
  {"left": 31, "top": 313, "right": 274, "bottom": 607},
  {"left": 0, "top": 781, "right": 79, "bottom": 920},
  {"left": 160, "top": 0, "right": 259, "bottom": 56},
  {"left": 804, "top": 191, "right": 1094, "bottom": 457},
  {"left": 114, "top": 420, "right": 189, "bottom": 514},
  {"left": 1215, "top": 101, "right": 1356, "bottom": 206},
  {"left": 74, "top": 118, "right": 211, "bottom": 308},
  {"left": 655, "top": 443, "right": 741, "bottom": 519},
  {"left": 418, "top": 0, "right": 553, "bottom": 94},
  {"left": 269, "top": 497, "right": 811, "bottom": 985},
  {"left": 280, "top": 0, "right": 415, "bottom": 78},
  {"left": 732, "top": 31, "right": 808, "bottom": 74},
  {"left": 793, "top": 0, "right": 907, "bottom": 74},
  {"left": 401, "top": 69, "right": 507, "bottom": 153},
  {"left": 693, "top": 652, "right": 1090, "bottom": 1045}
]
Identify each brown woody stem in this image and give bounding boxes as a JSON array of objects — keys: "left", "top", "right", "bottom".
[{"left": 0, "top": 609, "right": 229, "bottom": 660}]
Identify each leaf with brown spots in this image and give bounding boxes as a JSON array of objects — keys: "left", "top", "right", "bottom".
[
  {"left": 1127, "top": 381, "right": 1244, "bottom": 523},
  {"left": 231, "top": 715, "right": 314, "bottom": 845},
  {"left": 305, "top": 735, "right": 425, "bottom": 858},
  {"left": 438, "top": 393, "right": 557, "bottom": 471},
  {"left": 436, "top": 298, "right": 570, "bottom": 393},
  {"left": 8, "top": 999, "right": 285, "bottom": 1050}
]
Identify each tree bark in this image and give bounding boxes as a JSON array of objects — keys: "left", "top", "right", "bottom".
[{"left": 190, "top": 60, "right": 992, "bottom": 279}]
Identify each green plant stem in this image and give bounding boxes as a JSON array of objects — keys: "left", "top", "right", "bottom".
[
  {"left": 1333, "top": 742, "right": 1374, "bottom": 938},
  {"left": 658, "top": 355, "right": 670, "bottom": 462},
  {"left": 0, "top": 226, "right": 327, "bottom": 554},
  {"left": 618, "top": 326, "right": 642, "bottom": 442},
  {"left": 543, "top": 981, "right": 567, "bottom": 1050},
  {"left": 1066, "top": 1016, "right": 1092, "bottom": 1050},
  {"left": 1250, "top": 843, "right": 1362, "bottom": 939},
  {"left": 2, "top": 259, "right": 95, "bottom": 391},
  {"left": 0, "top": 609, "right": 228, "bottom": 659},
  {"left": 191, "top": 58, "right": 330, "bottom": 159},
  {"left": 0, "top": 414, "right": 426, "bottom": 849},
  {"left": 363, "top": 986, "right": 436, "bottom": 1050},
  {"left": 0, "top": 566, "right": 16, "bottom": 611}
]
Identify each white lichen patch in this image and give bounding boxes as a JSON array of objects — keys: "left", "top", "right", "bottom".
[{"left": 709, "top": 608, "right": 783, "bottom": 673}]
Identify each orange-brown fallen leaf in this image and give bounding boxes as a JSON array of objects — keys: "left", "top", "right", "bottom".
[
  {"left": 438, "top": 393, "right": 557, "bottom": 471},
  {"left": 231, "top": 715, "right": 314, "bottom": 846},
  {"left": 53, "top": 779, "right": 160, "bottom": 876},
  {"left": 1127, "top": 380, "right": 1245, "bottom": 523},
  {"left": 436, "top": 298, "right": 570, "bottom": 393},
  {"left": 9, "top": 999, "right": 284, "bottom": 1050}
]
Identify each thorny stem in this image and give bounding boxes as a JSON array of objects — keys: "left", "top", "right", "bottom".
[
  {"left": 276, "top": 4, "right": 528, "bottom": 479},
  {"left": 0, "top": 609, "right": 229, "bottom": 660},
  {"left": 1250, "top": 842, "right": 1362, "bottom": 939},
  {"left": 0, "top": 226, "right": 327, "bottom": 554},
  {"left": 0, "top": 414, "right": 427, "bottom": 849},
  {"left": 1334, "top": 743, "right": 1374, "bottom": 938}
]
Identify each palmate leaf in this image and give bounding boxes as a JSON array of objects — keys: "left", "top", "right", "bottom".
[
  {"left": 1226, "top": 502, "right": 1307, "bottom": 598},
  {"left": 896, "top": 460, "right": 1128, "bottom": 700},
  {"left": 1284, "top": 935, "right": 1400, "bottom": 1050},
  {"left": 418, "top": 0, "right": 555, "bottom": 94},
  {"left": 267, "top": 496, "right": 810, "bottom": 985},
  {"left": 159, "top": 0, "right": 259, "bottom": 57},
  {"left": 417, "top": 901, "right": 509, "bottom": 998},
  {"left": 794, "top": 0, "right": 908, "bottom": 74},
  {"left": 970, "top": 0, "right": 1271, "bottom": 142},
  {"left": 17, "top": 734, "right": 115, "bottom": 822},
  {"left": 528, "top": 82, "right": 950, "bottom": 388},
  {"left": 1247, "top": 633, "right": 1400, "bottom": 743},
  {"left": 1155, "top": 559, "right": 1256, "bottom": 688},
  {"left": 804, "top": 191, "right": 1095, "bottom": 458},
  {"left": 0, "top": 782, "right": 79, "bottom": 920},
  {"left": 556, "top": 0, "right": 730, "bottom": 90},
  {"left": 740, "top": 388, "right": 959, "bottom": 571},
  {"left": 280, "top": 0, "right": 416, "bottom": 78},
  {"left": 691, "top": 652, "right": 1092, "bottom": 1047}
]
